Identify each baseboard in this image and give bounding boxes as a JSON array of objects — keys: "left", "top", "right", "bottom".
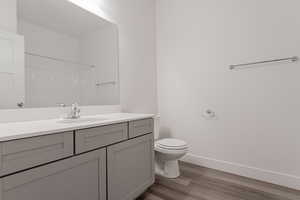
[{"left": 181, "top": 153, "right": 300, "bottom": 190}]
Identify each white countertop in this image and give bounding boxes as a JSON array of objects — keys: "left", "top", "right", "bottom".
[{"left": 0, "top": 113, "right": 155, "bottom": 142}]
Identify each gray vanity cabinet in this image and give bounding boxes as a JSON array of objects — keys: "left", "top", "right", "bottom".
[
  {"left": 0, "top": 132, "right": 74, "bottom": 176},
  {"left": 75, "top": 122, "right": 128, "bottom": 154},
  {"left": 107, "top": 133, "right": 154, "bottom": 200},
  {"left": 129, "top": 119, "right": 153, "bottom": 138},
  {"left": 0, "top": 118, "right": 154, "bottom": 200},
  {"left": 0, "top": 148, "right": 106, "bottom": 200}
]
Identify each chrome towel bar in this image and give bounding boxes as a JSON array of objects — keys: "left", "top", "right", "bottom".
[
  {"left": 95, "top": 81, "right": 116, "bottom": 86},
  {"left": 229, "top": 56, "right": 298, "bottom": 70}
]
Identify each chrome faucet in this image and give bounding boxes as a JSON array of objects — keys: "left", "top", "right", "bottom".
[
  {"left": 58, "top": 103, "right": 81, "bottom": 119},
  {"left": 68, "top": 103, "right": 81, "bottom": 119}
]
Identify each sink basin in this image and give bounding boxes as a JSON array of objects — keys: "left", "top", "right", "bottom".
[{"left": 57, "top": 117, "right": 108, "bottom": 124}]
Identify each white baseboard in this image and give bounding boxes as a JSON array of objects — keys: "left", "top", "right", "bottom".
[{"left": 181, "top": 153, "right": 300, "bottom": 190}]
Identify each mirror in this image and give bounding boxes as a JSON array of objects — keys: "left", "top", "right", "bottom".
[{"left": 2, "top": 0, "right": 119, "bottom": 109}]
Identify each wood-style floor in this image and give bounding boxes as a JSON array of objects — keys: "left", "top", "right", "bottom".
[{"left": 138, "top": 162, "right": 300, "bottom": 200}]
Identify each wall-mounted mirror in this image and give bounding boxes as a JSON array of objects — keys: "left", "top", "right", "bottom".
[{"left": 0, "top": 0, "right": 119, "bottom": 109}]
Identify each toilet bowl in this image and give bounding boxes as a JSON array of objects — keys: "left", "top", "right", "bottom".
[
  {"left": 153, "top": 115, "right": 189, "bottom": 178},
  {"left": 154, "top": 138, "right": 188, "bottom": 178}
]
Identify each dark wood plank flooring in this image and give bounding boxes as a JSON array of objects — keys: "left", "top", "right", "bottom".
[{"left": 138, "top": 162, "right": 300, "bottom": 200}]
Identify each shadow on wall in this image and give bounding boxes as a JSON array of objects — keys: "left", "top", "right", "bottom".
[
  {"left": 159, "top": 126, "right": 172, "bottom": 139},
  {"left": 154, "top": 115, "right": 172, "bottom": 139}
]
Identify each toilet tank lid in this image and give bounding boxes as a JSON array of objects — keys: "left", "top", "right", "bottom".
[{"left": 156, "top": 138, "right": 187, "bottom": 148}]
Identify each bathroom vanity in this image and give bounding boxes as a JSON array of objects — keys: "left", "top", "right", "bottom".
[
  {"left": 0, "top": 1, "right": 155, "bottom": 199},
  {"left": 0, "top": 113, "right": 154, "bottom": 200}
]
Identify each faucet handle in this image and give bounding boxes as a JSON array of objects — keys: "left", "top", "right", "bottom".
[
  {"left": 71, "top": 103, "right": 80, "bottom": 119},
  {"left": 71, "top": 103, "right": 79, "bottom": 108}
]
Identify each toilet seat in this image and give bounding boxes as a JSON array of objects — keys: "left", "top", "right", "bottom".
[
  {"left": 155, "top": 145, "right": 188, "bottom": 155},
  {"left": 155, "top": 138, "right": 188, "bottom": 150}
]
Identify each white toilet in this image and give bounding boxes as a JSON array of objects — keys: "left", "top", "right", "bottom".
[{"left": 154, "top": 116, "right": 189, "bottom": 178}]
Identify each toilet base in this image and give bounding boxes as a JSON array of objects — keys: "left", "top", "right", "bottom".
[{"left": 155, "top": 160, "right": 180, "bottom": 178}]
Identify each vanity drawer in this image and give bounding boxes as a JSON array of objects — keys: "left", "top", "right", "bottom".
[
  {"left": 129, "top": 119, "right": 154, "bottom": 138},
  {"left": 0, "top": 132, "right": 74, "bottom": 176},
  {"left": 75, "top": 123, "right": 128, "bottom": 154}
]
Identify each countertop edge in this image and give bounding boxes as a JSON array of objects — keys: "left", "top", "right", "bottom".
[{"left": 0, "top": 113, "right": 155, "bottom": 142}]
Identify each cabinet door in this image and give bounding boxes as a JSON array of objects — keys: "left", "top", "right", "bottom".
[
  {"left": 0, "top": 149, "right": 106, "bottom": 200},
  {"left": 107, "top": 133, "right": 154, "bottom": 200}
]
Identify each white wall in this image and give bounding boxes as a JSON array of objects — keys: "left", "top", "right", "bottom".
[
  {"left": 19, "top": 20, "right": 80, "bottom": 61},
  {"left": 0, "top": 31, "right": 24, "bottom": 109},
  {"left": 157, "top": 0, "right": 300, "bottom": 189},
  {"left": 0, "top": 0, "right": 17, "bottom": 33},
  {"left": 0, "top": 0, "right": 20, "bottom": 109},
  {"left": 19, "top": 20, "right": 120, "bottom": 107},
  {"left": 19, "top": 20, "right": 81, "bottom": 107},
  {"left": 88, "top": 0, "right": 157, "bottom": 113},
  {"left": 80, "top": 25, "right": 119, "bottom": 105}
]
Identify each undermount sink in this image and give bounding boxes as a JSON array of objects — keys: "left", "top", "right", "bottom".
[{"left": 57, "top": 117, "right": 108, "bottom": 124}]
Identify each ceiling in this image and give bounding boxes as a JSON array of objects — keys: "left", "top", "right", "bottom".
[{"left": 17, "top": 0, "right": 112, "bottom": 37}]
